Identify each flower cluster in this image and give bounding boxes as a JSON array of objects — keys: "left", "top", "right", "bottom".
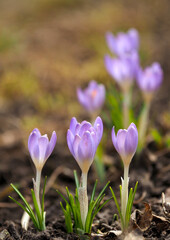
[
  {"left": 9, "top": 27, "right": 163, "bottom": 237},
  {"left": 104, "top": 28, "right": 163, "bottom": 148}
]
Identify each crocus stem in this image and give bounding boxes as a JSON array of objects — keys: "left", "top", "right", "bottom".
[
  {"left": 79, "top": 172, "right": 88, "bottom": 229},
  {"left": 35, "top": 169, "right": 42, "bottom": 211},
  {"left": 121, "top": 165, "right": 129, "bottom": 228},
  {"left": 138, "top": 101, "right": 151, "bottom": 151},
  {"left": 123, "top": 89, "right": 131, "bottom": 129}
]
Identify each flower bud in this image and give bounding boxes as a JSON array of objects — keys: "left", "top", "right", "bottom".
[
  {"left": 106, "top": 28, "right": 139, "bottom": 57},
  {"left": 104, "top": 52, "right": 139, "bottom": 90},
  {"left": 112, "top": 123, "right": 138, "bottom": 166},
  {"left": 28, "top": 128, "right": 57, "bottom": 170},
  {"left": 137, "top": 63, "right": 163, "bottom": 102}
]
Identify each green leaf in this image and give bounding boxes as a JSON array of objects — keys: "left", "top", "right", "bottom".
[
  {"left": 110, "top": 187, "right": 124, "bottom": 229},
  {"left": 125, "top": 187, "right": 133, "bottom": 228},
  {"left": 41, "top": 176, "right": 47, "bottom": 220},
  {"left": 128, "top": 181, "right": 138, "bottom": 221},
  {"left": 10, "top": 184, "right": 38, "bottom": 227},
  {"left": 90, "top": 180, "right": 97, "bottom": 205},
  {"left": 9, "top": 196, "right": 39, "bottom": 229},
  {"left": 31, "top": 189, "right": 43, "bottom": 230},
  {"left": 60, "top": 202, "right": 73, "bottom": 233},
  {"left": 74, "top": 170, "right": 79, "bottom": 189},
  {"left": 56, "top": 190, "right": 69, "bottom": 206},
  {"left": 85, "top": 181, "right": 110, "bottom": 233}
]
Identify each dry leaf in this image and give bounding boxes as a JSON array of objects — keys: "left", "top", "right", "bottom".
[{"left": 132, "top": 203, "right": 153, "bottom": 231}]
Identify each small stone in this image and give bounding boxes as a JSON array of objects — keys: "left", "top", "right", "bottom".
[{"left": 0, "top": 229, "right": 10, "bottom": 240}]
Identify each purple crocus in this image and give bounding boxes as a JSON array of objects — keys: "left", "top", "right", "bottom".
[
  {"left": 67, "top": 117, "right": 103, "bottom": 173},
  {"left": 106, "top": 28, "right": 139, "bottom": 57},
  {"left": 137, "top": 62, "right": 163, "bottom": 93},
  {"left": 77, "top": 80, "right": 105, "bottom": 112},
  {"left": 112, "top": 123, "right": 138, "bottom": 166},
  {"left": 104, "top": 52, "right": 139, "bottom": 90},
  {"left": 28, "top": 128, "right": 57, "bottom": 170}
]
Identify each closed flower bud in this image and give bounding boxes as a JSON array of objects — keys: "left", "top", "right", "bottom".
[
  {"left": 112, "top": 123, "right": 138, "bottom": 166},
  {"left": 67, "top": 117, "right": 103, "bottom": 173},
  {"left": 106, "top": 28, "right": 139, "bottom": 57},
  {"left": 137, "top": 63, "right": 163, "bottom": 101},
  {"left": 104, "top": 52, "right": 139, "bottom": 90},
  {"left": 28, "top": 128, "right": 57, "bottom": 170}
]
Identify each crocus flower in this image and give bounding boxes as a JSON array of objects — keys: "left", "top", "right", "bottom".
[
  {"left": 111, "top": 123, "right": 138, "bottom": 231},
  {"left": 104, "top": 52, "right": 139, "bottom": 90},
  {"left": 77, "top": 80, "right": 105, "bottom": 112},
  {"left": 106, "top": 28, "right": 139, "bottom": 57},
  {"left": 28, "top": 128, "right": 57, "bottom": 171},
  {"left": 112, "top": 123, "right": 138, "bottom": 166},
  {"left": 67, "top": 116, "right": 103, "bottom": 173},
  {"left": 137, "top": 63, "right": 163, "bottom": 150},
  {"left": 137, "top": 62, "right": 163, "bottom": 93}
]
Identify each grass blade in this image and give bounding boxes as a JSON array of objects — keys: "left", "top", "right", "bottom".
[
  {"left": 10, "top": 184, "right": 38, "bottom": 225},
  {"left": 110, "top": 187, "right": 124, "bottom": 229},
  {"left": 41, "top": 176, "right": 47, "bottom": 219},
  {"left": 74, "top": 170, "right": 79, "bottom": 190},
  {"left": 31, "top": 189, "right": 43, "bottom": 230},
  {"left": 90, "top": 180, "right": 97, "bottom": 205}
]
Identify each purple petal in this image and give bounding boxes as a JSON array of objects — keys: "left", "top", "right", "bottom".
[
  {"left": 78, "top": 131, "right": 95, "bottom": 163},
  {"left": 128, "top": 29, "right": 139, "bottom": 50},
  {"left": 45, "top": 131, "right": 57, "bottom": 159},
  {"left": 38, "top": 135, "right": 49, "bottom": 163},
  {"left": 104, "top": 55, "right": 114, "bottom": 77},
  {"left": 116, "top": 129, "right": 127, "bottom": 156},
  {"left": 72, "top": 134, "right": 81, "bottom": 160},
  {"left": 94, "top": 116, "right": 103, "bottom": 144},
  {"left": 106, "top": 32, "right": 116, "bottom": 53},
  {"left": 31, "top": 145, "right": 39, "bottom": 166},
  {"left": 92, "top": 84, "right": 105, "bottom": 109},
  {"left": 88, "top": 80, "right": 98, "bottom": 89},
  {"left": 69, "top": 117, "right": 78, "bottom": 135},
  {"left": 77, "top": 88, "right": 86, "bottom": 106},
  {"left": 28, "top": 132, "right": 39, "bottom": 159},
  {"left": 128, "top": 123, "right": 137, "bottom": 131},
  {"left": 125, "top": 125, "right": 138, "bottom": 156},
  {"left": 78, "top": 122, "right": 92, "bottom": 137},
  {"left": 111, "top": 127, "right": 118, "bottom": 152},
  {"left": 67, "top": 129, "right": 75, "bottom": 156},
  {"left": 28, "top": 129, "right": 40, "bottom": 151}
]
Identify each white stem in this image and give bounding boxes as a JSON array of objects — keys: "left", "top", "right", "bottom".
[
  {"left": 121, "top": 165, "right": 129, "bottom": 225},
  {"left": 21, "top": 210, "right": 30, "bottom": 230},
  {"left": 138, "top": 101, "right": 151, "bottom": 150},
  {"left": 35, "top": 169, "right": 42, "bottom": 211},
  {"left": 82, "top": 172, "right": 87, "bottom": 189},
  {"left": 79, "top": 172, "right": 88, "bottom": 229},
  {"left": 123, "top": 89, "right": 131, "bottom": 129}
]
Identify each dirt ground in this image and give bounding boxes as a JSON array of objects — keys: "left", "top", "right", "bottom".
[{"left": 0, "top": 0, "right": 170, "bottom": 239}]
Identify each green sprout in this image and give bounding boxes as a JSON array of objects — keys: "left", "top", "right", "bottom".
[{"left": 57, "top": 170, "right": 111, "bottom": 235}]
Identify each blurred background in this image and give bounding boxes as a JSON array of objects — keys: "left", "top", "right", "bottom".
[{"left": 0, "top": 0, "right": 169, "bottom": 148}]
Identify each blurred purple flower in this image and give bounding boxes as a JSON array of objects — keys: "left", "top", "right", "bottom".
[
  {"left": 104, "top": 52, "right": 139, "bottom": 89},
  {"left": 112, "top": 123, "right": 138, "bottom": 166},
  {"left": 137, "top": 62, "right": 163, "bottom": 93},
  {"left": 106, "top": 28, "right": 139, "bottom": 57},
  {"left": 67, "top": 117, "right": 103, "bottom": 173},
  {"left": 77, "top": 80, "right": 105, "bottom": 112},
  {"left": 28, "top": 128, "right": 57, "bottom": 170}
]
